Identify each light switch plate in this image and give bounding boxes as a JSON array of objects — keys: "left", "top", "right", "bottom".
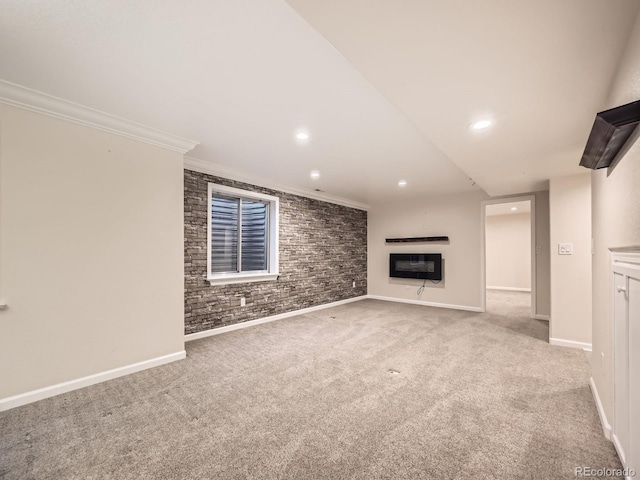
[{"left": 558, "top": 243, "right": 573, "bottom": 255}]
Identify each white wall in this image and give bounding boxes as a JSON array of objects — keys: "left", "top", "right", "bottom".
[
  {"left": 483, "top": 193, "right": 550, "bottom": 318},
  {"left": 486, "top": 212, "right": 531, "bottom": 290},
  {"left": 368, "top": 190, "right": 490, "bottom": 310},
  {"left": 368, "top": 190, "right": 550, "bottom": 315},
  {"left": 0, "top": 104, "right": 185, "bottom": 402},
  {"left": 549, "top": 173, "right": 592, "bottom": 347},
  {"left": 592, "top": 8, "right": 640, "bottom": 424}
]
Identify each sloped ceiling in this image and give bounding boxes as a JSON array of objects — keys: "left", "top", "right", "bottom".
[
  {"left": 285, "top": 0, "right": 640, "bottom": 196},
  {"left": 1, "top": 0, "right": 639, "bottom": 205}
]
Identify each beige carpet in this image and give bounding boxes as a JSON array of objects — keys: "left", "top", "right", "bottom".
[{"left": 0, "top": 296, "right": 621, "bottom": 479}]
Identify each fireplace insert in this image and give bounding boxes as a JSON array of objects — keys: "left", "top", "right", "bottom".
[{"left": 389, "top": 253, "right": 442, "bottom": 280}]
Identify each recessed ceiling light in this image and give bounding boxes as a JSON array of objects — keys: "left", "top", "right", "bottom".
[
  {"left": 310, "top": 170, "right": 320, "bottom": 180},
  {"left": 470, "top": 119, "right": 493, "bottom": 130},
  {"left": 511, "top": 207, "right": 518, "bottom": 211},
  {"left": 398, "top": 180, "right": 407, "bottom": 187},
  {"left": 296, "top": 131, "right": 309, "bottom": 140}
]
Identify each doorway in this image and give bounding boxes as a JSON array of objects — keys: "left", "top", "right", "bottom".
[{"left": 481, "top": 196, "right": 535, "bottom": 317}]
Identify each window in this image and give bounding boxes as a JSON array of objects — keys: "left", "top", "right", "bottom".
[{"left": 207, "top": 183, "right": 279, "bottom": 285}]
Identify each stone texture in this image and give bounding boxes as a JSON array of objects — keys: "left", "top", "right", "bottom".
[{"left": 184, "top": 169, "right": 367, "bottom": 334}]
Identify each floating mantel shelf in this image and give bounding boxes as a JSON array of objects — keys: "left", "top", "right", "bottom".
[
  {"left": 579, "top": 99, "right": 640, "bottom": 170},
  {"left": 385, "top": 236, "right": 449, "bottom": 243}
]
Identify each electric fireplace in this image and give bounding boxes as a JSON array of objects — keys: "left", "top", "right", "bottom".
[{"left": 389, "top": 253, "right": 442, "bottom": 280}]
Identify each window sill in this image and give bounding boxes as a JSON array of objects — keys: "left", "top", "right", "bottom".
[{"left": 207, "top": 273, "right": 279, "bottom": 286}]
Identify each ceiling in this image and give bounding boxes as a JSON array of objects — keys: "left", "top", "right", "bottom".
[
  {"left": 486, "top": 201, "right": 531, "bottom": 217},
  {"left": 1, "top": 1, "right": 639, "bottom": 207}
]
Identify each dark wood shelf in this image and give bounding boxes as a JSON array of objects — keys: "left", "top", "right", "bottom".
[
  {"left": 580, "top": 99, "right": 640, "bottom": 170},
  {"left": 385, "top": 236, "right": 449, "bottom": 243}
]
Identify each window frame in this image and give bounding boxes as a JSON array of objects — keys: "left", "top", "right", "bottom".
[{"left": 207, "top": 183, "right": 279, "bottom": 286}]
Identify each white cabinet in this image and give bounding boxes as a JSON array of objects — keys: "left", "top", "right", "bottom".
[{"left": 612, "top": 251, "right": 640, "bottom": 474}]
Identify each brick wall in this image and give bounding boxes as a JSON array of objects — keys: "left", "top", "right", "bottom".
[{"left": 184, "top": 169, "right": 368, "bottom": 334}]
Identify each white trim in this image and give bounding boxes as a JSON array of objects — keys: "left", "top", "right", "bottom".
[
  {"left": 549, "top": 337, "right": 592, "bottom": 351},
  {"left": 185, "top": 296, "right": 367, "bottom": 341},
  {"left": 534, "top": 314, "right": 550, "bottom": 321},
  {"left": 609, "top": 250, "right": 640, "bottom": 474},
  {"left": 366, "top": 295, "right": 483, "bottom": 312},
  {"left": 480, "top": 195, "right": 537, "bottom": 318},
  {"left": 590, "top": 377, "right": 612, "bottom": 440},
  {"left": 0, "top": 80, "right": 199, "bottom": 154},
  {"left": 612, "top": 433, "right": 627, "bottom": 469},
  {"left": 209, "top": 183, "right": 280, "bottom": 204},
  {"left": 611, "top": 251, "right": 640, "bottom": 272},
  {"left": 185, "top": 156, "right": 369, "bottom": 211},
  {"left": 0, "top": 351, "right": 186, "bottom": 412},
  {"left": 207, "top": 273, "right": 279, "bottom": 286},
  {"left": 486, "top": 286, "right": 532, "bottom": 292}
]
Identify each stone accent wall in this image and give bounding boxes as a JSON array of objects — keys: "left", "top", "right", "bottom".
[{"left": 184, "top": 169, "right": 368, "bottom": 334}]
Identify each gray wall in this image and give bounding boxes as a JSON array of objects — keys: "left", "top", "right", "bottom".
[
  {"left": 184, "top": 169, "right": 367, "bottom": 334},
  {"left": 534, "top": 190, "right": 551, "bottom": 318}
]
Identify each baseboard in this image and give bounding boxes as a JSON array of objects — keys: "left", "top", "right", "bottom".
[
  {"left": 185, "top": 295, "right": 368, "bottom": 341},
  {"left": 612, "top": 433, "right": 627, "bottom": 470},
  {"left": 366, "top": 295, "right": 483, "bottom": 312},
  {"left": 0, "top": 350, "right": 186, "bottom": 412},
  {"left": 589, "top": 377, "right": 612, "bottom": 440},
  {"left": 549, "top": 337, "right": 592, "bottom": 352},
  {"left": 486, "top": 286, "right": 531, "bottom": 292},
  {"left": 534, "top": 314, "right": 550, "bottom": 321}
]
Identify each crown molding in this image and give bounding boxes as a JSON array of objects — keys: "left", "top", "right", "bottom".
[
  {"left": 0, "top": 80, "right": 199, "bottom": 154},
  {"left": 184, "top": 156, "right": 370, "bottom": 211}
]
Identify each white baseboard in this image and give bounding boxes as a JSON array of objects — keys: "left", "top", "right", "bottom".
[
  {"left": 366, "top": 295, "right": 483, "bottom": 312},
  {"left": 534, "top": 314, "right": 550, "bottom": 321},
  {"left": 0, "top": 350, "right": 186, "bottom": 412},
  {"left": 549, "top": 337, "right": 592, "bottom": 352},
  {"left": 486, "top": 286, "right": 531, "bottom": 292},
  {"left": 185, "top": 295, "right": 367, "bottom": 341},
  {"left": 590, "top": 377, "right": 612, "bottom": 440},
  {"left": 612, "top": 433, "right": 627, "bottom": 470}
]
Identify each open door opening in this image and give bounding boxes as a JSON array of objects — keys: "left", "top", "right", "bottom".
[{"left": 482, "top": 197, "right": 535, "bottom": 318}]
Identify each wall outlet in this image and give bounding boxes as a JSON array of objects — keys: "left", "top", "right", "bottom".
[
  {"left": 240, "top": 297, "right": 246, "bottom": 307},
  {"left": 558, "top": 243, "right": 573, "bottom": 255},
  {"left": 352, "top": 281, "right": 356, "bottom": 288}
]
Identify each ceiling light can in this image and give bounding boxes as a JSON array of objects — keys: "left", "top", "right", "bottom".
[{"left": 470, "top": 119, "right": 493, "bottom": 130}]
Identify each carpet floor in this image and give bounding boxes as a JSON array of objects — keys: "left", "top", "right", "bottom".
[{"left": 0, "top": 294, "right": 621, "bottom": 479}]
